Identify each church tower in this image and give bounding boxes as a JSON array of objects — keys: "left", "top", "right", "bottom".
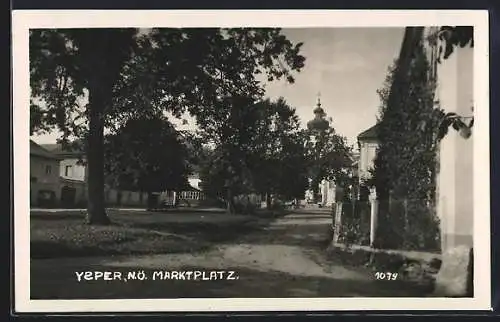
[{"left": 306, "top": 93, "right": 330, "bottom": 132}]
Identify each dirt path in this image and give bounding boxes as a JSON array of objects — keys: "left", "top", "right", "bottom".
[{"left": 101, "top": 210, "right": 364, "bottom": 280}]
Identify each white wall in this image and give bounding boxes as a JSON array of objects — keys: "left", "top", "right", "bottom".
[
  {"left": 358, "top": 140, "right": 378, "bottom": 181},
  {"left": 30, "top": 155, "right": 61, "bottom": 204},
  {"left": 59, "top": 158, "right": 86, "bottom": 181},
  {"left": 434, "top": 37, "right": 474, "bottom": 250},
  {"left": 320, "top": 179, "right": 336, "bottom": 206},
  {"left": 188, "top": 178, "right": 201, "bottom": 190}
]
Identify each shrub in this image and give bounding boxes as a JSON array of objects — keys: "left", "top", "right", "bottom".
[
  {"left": 337, "top": 200, "right": 371, "bottom": 246},
  {"left": 233, "top": 194, "right": 260, "bottom": 214},
  {"left": 374, "top": 198, "right": 441, "bottom": 252}
]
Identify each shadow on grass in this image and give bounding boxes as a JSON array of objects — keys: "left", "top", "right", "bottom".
[
  {"left": 30, "top": 238, "right": 213, "bottom": 260},
  {"left": 30, "top": 213, "right": 85, "bottom": 221},
  {"left": 131, "top": 220, "right": 269, "bottom": 243},
  {"left": 30, "top": 210, "right": 273, "bottom": 259},
  {"left": 30, "top": 241, "right": 102, "bottom": 259}
]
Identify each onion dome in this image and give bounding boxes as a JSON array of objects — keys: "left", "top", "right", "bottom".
[{"left": 307, "top": 96, "right": 329, "bottom": 132}]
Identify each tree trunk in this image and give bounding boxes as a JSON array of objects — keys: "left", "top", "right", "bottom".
[
  {"left": 85, "top": 88, "right": 110, "bottom": 225},
  {"left": 266, "top": 193, "right": 272, "bottom": 210},
  {"left": 147, "top": 191, "right": 155, "bottom": 210},
  {"left": 226, "top": 189, "right": 235, "bottom": 214}
]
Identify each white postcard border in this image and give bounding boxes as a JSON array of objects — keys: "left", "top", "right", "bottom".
[{"left": 12, "top": 9, "right": 491, "bottom": 313}]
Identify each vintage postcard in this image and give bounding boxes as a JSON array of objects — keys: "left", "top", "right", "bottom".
[{"left": 12, "top": 9, "right": 491, "bottom": 313}]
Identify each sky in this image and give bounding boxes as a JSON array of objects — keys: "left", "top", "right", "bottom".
[
  {"left": 30, "top": 27, "right": 405, "bottom": 148},
  {"left": 264, "top": 27, "right": 405, "bottom": 146}
]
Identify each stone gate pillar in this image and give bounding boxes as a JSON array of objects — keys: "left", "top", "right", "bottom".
[{"left": 369, "top": 187, "right": 378, "bottom": 248}]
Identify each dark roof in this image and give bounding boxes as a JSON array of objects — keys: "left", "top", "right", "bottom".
[
  {"left": 30, "top": 140, "right": 61, "bottom": 160},
  {"left": 357, "top": 124, "right": 379, "bottom": 141},
  {"left": 188, "top": 172, "right": 200, "bottom": 180},
  {"left": 41, "top": 141, "right": 85, "bottom": 158},
  {"left": 40, "top": 143, "right": 59, "bottom": 152}
]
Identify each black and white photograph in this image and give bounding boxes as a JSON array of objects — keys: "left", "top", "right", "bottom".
[{"left": 13, "top": 10, "right": 491, "bottom": 312}]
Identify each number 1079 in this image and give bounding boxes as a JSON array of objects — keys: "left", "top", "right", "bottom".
[{"left": 374, "top": 272, "right": 398, "bottom": 280}]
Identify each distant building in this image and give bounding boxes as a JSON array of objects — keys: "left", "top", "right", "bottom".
[
  {"left": 176, "top": 173, "right": 206, "bottom": 206},
  {"left": 304, "top": 96, "right": 361, "bottom": 207},
  {"left": 42, "top": 143, "right": 86, "bottom": 181},
  {"left": 318, "top": 179, "right": 336, "bottom": 207},
  {"left": 187, "top": 173, "right": 201, "bottom": 191},
  {"left": 30, "top": 140, "right": 62, "bottom": 207},
  {"left": 305, "top": 96, "right": 337, "bottom": 207},
  {"left": 357, "top": 123, "right": 379, "bottom": 185},
  {"left": 41, "top": 141, "right": 148, "bottom": 208},
  {"left": 42, "top": 142, "right": 88, "bottom": 207},
  {"left": 40, "top": 141, "right": 210, "bottom": 209}
]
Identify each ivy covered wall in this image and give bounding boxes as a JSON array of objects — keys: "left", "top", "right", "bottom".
[{"left": 371, "top": 41, "right": 442, "bottom": 252}]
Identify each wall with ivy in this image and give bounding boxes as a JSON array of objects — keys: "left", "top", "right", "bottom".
[{"left": 371, "top": 41, "right": 442, "bottom": 252}]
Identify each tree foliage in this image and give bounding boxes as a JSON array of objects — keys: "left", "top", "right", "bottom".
[
  {"left": 103, "top": 116, "right": 190, "bottom": 194},
  {"left": 371, "top": 42, "right": 441, "bottom": 251},
  {"left": 430, "top": 26, "right": 475, "bottom": 140},
  {"left": 249, "top": 98, "right": 309, "bottom": 202},
  {"left": 198, "top": 97, "right": 310, "bottom": 211},
  {"left": 30, "top": 28, "right": 305, "bottom": 223},
  {"left": 30, "top": 29, "right": 140, "bottom": 139},
  {"left": 435, "top": 26, "right": 474, "bottom": 63},
  {"left": 304, "top": 126, "right": 354, "bottom": 196}
]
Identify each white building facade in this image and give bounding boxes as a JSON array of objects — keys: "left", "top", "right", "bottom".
[
  {"left": 357, "top": 124, "right": 379, "bottom": 186},
  {"left": 319, "top": 179, "right": 336, "bottom": 207},
  {"left": 423, "top": 27, "right": 474, "bottom": 251},
  {"left": 59, "top": 157, "right": 86, "bottom": 181}
]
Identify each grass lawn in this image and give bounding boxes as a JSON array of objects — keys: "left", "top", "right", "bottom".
[{"left": 30, "top": 209, "right": 266, "bottom": 259}]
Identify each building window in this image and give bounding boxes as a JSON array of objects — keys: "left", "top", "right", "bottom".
[
  {"left": 65, "top": 165, "right": 73, "bottom": 177},
  {"left": 45, "top": 165, "right": 52, "bottom": 175},
  {"left": 30, "top": 176, "right": 38, "bottom": 183}
]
